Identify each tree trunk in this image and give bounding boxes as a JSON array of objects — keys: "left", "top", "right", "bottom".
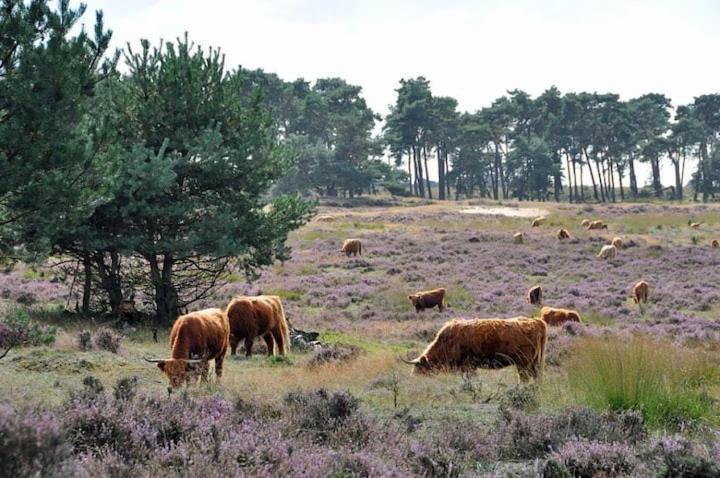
[
  {"left": 628, "top": 155, "right": 638, "bottom": 197},
  {"left": 584, "top": 149, "right": 599, "bottom": 202},
  {"left": 616, "top": 162, "right": 625, "bottom": 201},
  {"left": 701, "top": 142, "right": 710, "bottom": 203},
  {"left": 423, "top": 146, "right": 432, "bottom": 199},
  {"left": 672, "top": 158, "right": 683, "bottom": 200},
  {"left": 565, "top": 154, "right": 573, "bottom": 203},
  {"left": 594, "top": 158, "right": 606, "bottom": 202},
  {"left": 93, "top": 251, "right": 123, "bottom": 314},
  {"left": 148, "top": 254, "right": 179, "bottom": 324},
  {"left": 437, "top": 146, "right": 445, "bottom": 200},
  {"left": 82, "top": 251, "right": 92, "bottom": 314},
  {"left": 407, "top": 150, "right": 413, "bottom": 195},
  {"left": 651, "top": 157, "right": 662, "bottom": 198},
  {"left": 445, "top": 153, "right": 451, "bottom": 199},
  {"left": 493, "top": 143, "right": 501, "bottom": 200},
  {"left": 572, "top": 156, "right": 580, "bottom": 202}
]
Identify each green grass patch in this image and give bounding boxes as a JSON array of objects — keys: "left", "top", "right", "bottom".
[
  {"left": 345, "top": 221, "right": 385, "bottom": 230},
  {"left": 566, "top": 336, "right": 720, "bottom": 428},
  {"left": 266, "top": 289, "right": 304, "bottom": 302},
  {"left": 447, "top": 284, "right": 474, "bottom": 310},
  {"left": 320, "top": 331, "right": 407, "bottom": 354},
  {"left": 581, "top": 310, "right": 616, "bottom": 327}
]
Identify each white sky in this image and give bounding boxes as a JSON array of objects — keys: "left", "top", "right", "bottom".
[{"left": 85, "top": 0, "right": 720, "bottom": 188}]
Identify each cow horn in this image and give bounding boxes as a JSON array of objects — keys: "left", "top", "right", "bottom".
[
  {"left": 186, "top": 359, "right": 203, "bottom": 364},
  {"left": 143, "top": 357, "right": 164, "bottom": 363},
  {"left": 400, "top": 357, "right": 420, "bottom": 365}
]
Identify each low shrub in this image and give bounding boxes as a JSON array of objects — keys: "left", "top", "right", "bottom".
[
  {"left": 545, "top": 440, "right": 639, "bottom": 477},
  {"left": 0, "top": 309, "right": 56, "bottom": 356},
  {"left": 93, "top": 328, "right": 122, "bottom": 354},
  {"left": 76, "top": 330, "right": 92, "bottom": 351}
]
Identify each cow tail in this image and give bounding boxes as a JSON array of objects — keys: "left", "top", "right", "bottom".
[
  {"left": 277, "top": 299, "right": 290, "bottom": 353},
  {"left": 359, "top": 241, "right": 362, "bottom": 255}
]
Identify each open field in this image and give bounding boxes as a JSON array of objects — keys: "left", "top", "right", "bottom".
[{"left": 2, "top": 199, "right": 720, "bottom": 476}]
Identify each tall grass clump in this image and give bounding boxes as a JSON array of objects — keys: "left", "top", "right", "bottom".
[{"left": 566, "top": 336, "right": 718, "bottom": 428}]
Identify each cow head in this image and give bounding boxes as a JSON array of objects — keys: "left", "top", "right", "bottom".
[
  {"left": 568, "top": 312, "right": 582, "bottom": 323},
  {"left": 401, "top": 355, "right": 431, "bottom": 374},
  {"left": 407, "top": 294, "right": 419, "bottom": 306},
  {"left": 145, "top": 358, "right": 204, "bottom": 388}
]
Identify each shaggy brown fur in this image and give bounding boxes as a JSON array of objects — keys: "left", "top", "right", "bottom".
[
  {"left": 712, "top": 239, "right": 720, "bottom": 248},
  {"left": 526, "top": 285, "right": 542, "bottom": 305},
  {"left": 587, "top": 220, "right": 608, "bottom": 230},
  {"left": 540, "top": 306, "right": 582, "bottom": 326},
  {"left": 408, "top": 288, "right": 447, "bottom": 312},
  {"left": 407, "top": 317, "right": 547, "bottom": 382},
  {"left": 157, "top": 308, "right": 229, "bottom": 388},
  {"left": 513, "top": 232, "right": 524, "bottom": 244},
  {"left": 226, "top": 295, "right": 290, "bottom": 357},
  {"left": 340, "top": 239, "right": 362, "bottom": 257},
  {"left": 556, "top": 229, "right": 571, "bottom": 240},
  {"left": 632, "top": 281, "right": 649, "bottom": 305},
  {"left": 597, "top": 244, "right": 617, "bottom": 260},
  {"left": 580, "top": 219, "right": 590, "bottom": 228},
  {"left": 611, "top": 237, "right": 623, "bottom": 249},
  {"left": 531, "top": 216, "right": 547, "bottom": 227}
]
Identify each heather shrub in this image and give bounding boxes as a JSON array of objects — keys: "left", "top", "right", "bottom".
[
  {"left": 113, "top": 376, "right": 139, "bottom": 402},
  {"left": 306, "top": 343, "right": 360, "bottom": 368},
  {"left": 544, "top": 440, "right": 639, "bottom": 477},
  {"left": 76, "top": 330, "right": 92, "bottom": 351},
  {"left": 498, "top": 383, "right": 539, "bottom": 413},
  {"left": 566, "top": 336, "right": 718, "bottom": 427},
  {"left": 284, "top": 389, "right": 363, "bottom": 442},
  {"left": 0, "top": 404, "right": 70, "bottom": 478},
  {"left": 0, "top": 309, "right": 56, "bottom": 353},
  {"left": 93, "top": 328, "right": 122, "bottom": 353}
]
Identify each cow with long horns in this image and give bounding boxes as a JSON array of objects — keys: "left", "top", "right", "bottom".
[
  {"left": 146, "top": 308, "right": 229, "bottom": 388},
  {"left": 402, "top": 317, "right": 547, "bottom": 382}
]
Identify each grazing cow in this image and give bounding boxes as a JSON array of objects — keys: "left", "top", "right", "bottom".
[
  {"left": 531, "top": 216, "right": 547, "bottom": 227},
  {"left": 146, "top": 308, "right": 229, "bottom": 388},
  {"left": 597, "top": 244, "right": 617, "bottom": 260},
  {"left": 689, "top": 222, "right": 701, "bottom": 229},
  {"left": 632, "top": 281, "right": 649, "bottom": 305},
  {"left": 226, "top": 295, "right": 290, "bottom": 357},
  {"left": 340, "top": 239, "right": 362, "bottom": 257},
  {"left": 556, "top": 228, "right": 571, "bottom": 240},
  {"left": 611, "top": 237, "right": 623, "bottom": 249},
  {"left": 314, "top": 215, "right": 336, "bottom": 223},
  {"left": 712, "top": 239, "right": 720, "bottom": 248},
  {"left": 540, "top": 306, "right": 581, "bottom": 326},
  {"left": 513, "top": 232, "right": 524, "bottom": 244},
  {"left": 408, "top": 288, "right": 447, "bottom": 312},
  {"left": 526, "top": 285, "right": 542, "bottom": 305},
  {"left": 403, "top": 317, "right": 547, "bottom": 382},
  {"left": 587, "top": 220, "right": 608, "bottom": 230},
  {"left": 581, "top": 219, "right": 590, "bottom": 228}
]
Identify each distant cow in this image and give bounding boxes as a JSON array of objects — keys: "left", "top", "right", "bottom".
[
  {"left": 597, "top": 244, "right": 617, "bottom": 260},
  {"left": 146, "top": 308, "right": 229, "bottom": 388},
  {"left": 531, "top": 216, "right": 547, "bottom": 227},
  {"left": 408, "top": 288, "right": 447, "bottom": 312},
  {"left": 587, "top": 220, "right": 607, "bottom": 230},
  {"left": 526, "top": 285, "right": 542, "bottom": 305},
  {"left": 611, "top": 237, "right": 623, "bottom": 249},
  {"left": 540, "top": 306, "right": 581, "bottom": 326},
  {"left": 632, "top": 281, "right": 649, "bottom": 305},
  {"left": 689, "top": 222, "right": 701, "bottom": 229},
  {"left": 712, "top": 239, "right": 720, "bottom": 248},
  {"left": 226, "top": 295, "right": 290, "bottom": 357},
  {"left": 581, "top": 219, "right": 590, "bottom": 228},
  {"left": 513, "top": 232, "right": 524, "bottom": 244},
  {"left": 403, "top": 317, "right": 547, "bottom": 382},
  {"left": 340, "top": 239, "right": 362, "bottom": 257},
  {"left": 314, "top": 215, "right": 336, "bottom": 223},
  {"left": 556, "top": 229, "right": 571, "bottom": 240}
]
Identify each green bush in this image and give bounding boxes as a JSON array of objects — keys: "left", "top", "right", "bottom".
[{"left": 566, "top": 336, "right": 718, "bottom": 428}]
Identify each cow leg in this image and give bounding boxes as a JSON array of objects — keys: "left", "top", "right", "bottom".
[
  {"left": 272, "top": 327, "right": 286, "bottom": 355},
  {"left": 245, "top": 337, "right": 254, "bottom": 358},
  {"left": 263, "top": 333, "right": 275, "bottom": 357},
  {"left": 230, "top": 336, "right": 238, "bottom": 356},
  {"left": 200, "top": 360, "right": 210, "bottom": 383},
  {"left": 214, "top": 354, "right": 225, "bottom": 382},
  {"left": 438, "top": 303, "right": 444, "bottom": 312}
]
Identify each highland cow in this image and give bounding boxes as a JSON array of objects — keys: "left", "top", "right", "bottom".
[
  {"left": 340, "top": 239, "right": 362, "bottom": 257},
  {"left": 540, "top": 306, "right": 582, "bottom": 326},
  {"left": 611, "top": 237, "right": 623, "bottom": 249},
  {"left": 632, "top": 281, "right": 649, "bottom": 305},
  {"left": 580, "top": 219, "right": 590, "bottom": 228},
  {"left": 146, "top": 308, "right": 229, "bottom": 388},
  {"left": 587, "top": 220, "right": 607, "bottom": 230},
  {"left": 556, "top": 228, "right": 571, "bottom": 240},
  {"left": 226, "top": 295, "right": 290, "bottom": 357},
  {"left": 597, "top": 244, "right": 617, "bottom": 260},
  {"left": 403, "top": 317, "right": 547, "bottom": 382},
  {"left": 690, "top": 222, "right": 701, "bottom": 229},
  {"left": 408, "top": 288, "right": 447, "bottom": 312},
  {"left": 712, "top": 239, "right": 720, "bottom": 248},
  {"left": 526, "top": 285, "right": 542, "bottom": 305},
  {"left": 531, "top": 216, "right": 547, "bottom": 227},
  {"left": 513, "top": 232, "right": 524, "bottom": 244}
]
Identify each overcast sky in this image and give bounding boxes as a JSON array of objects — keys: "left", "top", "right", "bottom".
[{"left": 86, "top": 0, "right": 720, "bottom": 186}]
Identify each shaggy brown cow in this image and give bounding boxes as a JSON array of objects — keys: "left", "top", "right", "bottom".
[
  {"left": 597, "top": 244, "right": 617, "bottom": 260},
  {"left": 540, "top": 306, "right": 581, "bottom": 326},
  {"left": 146, "top": 308, "right": 229, "bottom": 388},
  {"left": 632, "top": 281, "right": 649, "bottom": 305},
  {"left": 226, "top": 295, "right": 290, "bottom": 357},
  {"left": 340, "top": 239, "right": 362, "bottom": 257},
  {"left": 611, "top": 237, "right": 623, "bottom": 249},
  {"left": 587, "top": 220, "right": 608, "bottom": 230},
  {"left": 531, "top": 216, "right": 547, "bottom": 227},
  {"left": 513, "top": 232, "right": 524, "bottom": 244},
  {"left": 580, "top": 219, "right": 590, "bottom": 228},
  {"left": 408, "top": 288, "right": 447, "bottom": 312},
  {"left": 403, "top": 317, "right": 547, "bottom": 382},
  {"left": 690, "top": 222, "right": 701, "bottom": 229},
  {"left": 556, "top": 228, "right": 571, "bottom": 240},
  {"left": 712, "top": 239, "right": 720, "bottom": 248},
  {"left": 526, "top": 285, "right": 542, "bottom": 305}
]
